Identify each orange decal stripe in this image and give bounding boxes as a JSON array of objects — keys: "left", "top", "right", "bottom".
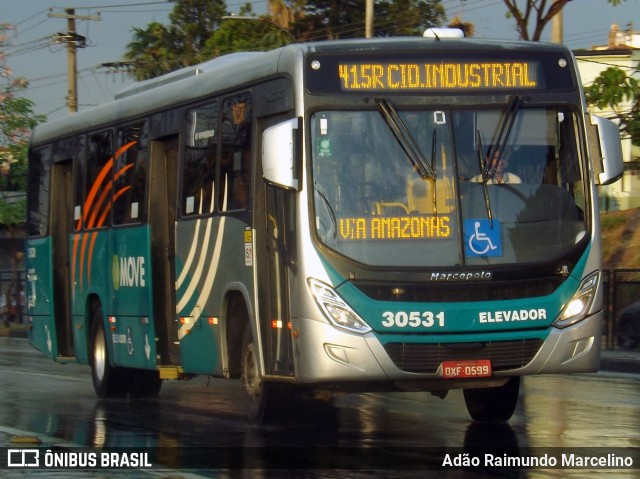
[
  {"left": 76, "top": 140, "right": 138, "bottom": 290},
  {"left": 87, "top": 181, "right": 113, "bottom": 229}
]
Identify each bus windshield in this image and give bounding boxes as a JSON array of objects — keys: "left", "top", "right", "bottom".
[{"left": 311, "top": 106, "right": 587, "bottom": 267}]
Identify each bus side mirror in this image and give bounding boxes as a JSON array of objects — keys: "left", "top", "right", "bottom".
[
  {"left": 587, "top": 114, "right": 623, "bottom": 186},
  {"left": 262, "top": 118, "right": 301, "bottom": 190}
]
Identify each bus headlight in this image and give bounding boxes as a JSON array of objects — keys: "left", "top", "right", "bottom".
[
  {"left": 554, "top": 271, "right": 600, "bottom": 329},
  {"left": 307, "top": 279, "right": 372, "bottom": 334}
]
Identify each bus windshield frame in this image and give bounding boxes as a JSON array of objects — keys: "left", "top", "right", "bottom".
[{"left": 309, "top": 103, "right": 589, "bottom": 268}]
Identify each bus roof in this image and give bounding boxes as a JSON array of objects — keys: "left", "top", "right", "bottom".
[{"left": 30, "top": 37, "right": 572, "bottom": 147}]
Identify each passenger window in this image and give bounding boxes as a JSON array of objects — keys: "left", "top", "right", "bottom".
[
  {"left": 220, "top": 93, "right": 252, "bottom": 212},
  {"left": 85, "top": 130, "right": 113, "bottom": 230},
  {"left": 113, "top": 123, "right": 148, "bottom": 225},
  {"left": 26, "top": 147, "right": 52, "bottom": 237},
  {"left": 182, "top": 102, "right": 218, "bottom": 216}
]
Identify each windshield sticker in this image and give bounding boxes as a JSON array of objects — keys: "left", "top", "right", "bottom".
[
  {"left": 464, "top": 219, "right": 502, "bottom": 257},
  {"left": 317, "top": 138, "right": 332, "bottom": 157}
]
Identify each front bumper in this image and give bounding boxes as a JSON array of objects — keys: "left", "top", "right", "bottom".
[{"left": 293, "top": 312, "right": 602, "bottom": 388}]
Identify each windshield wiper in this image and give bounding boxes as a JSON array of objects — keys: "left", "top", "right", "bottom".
[
  {"left": 315, "top": 187, "right": 338, "bottom": 240},
  {"left": 376, "top": 98, "right": 436, "bottom": 179},
  {"left": 475, "top": 131, "right": 494, "bottom": 227},
  {"left": 483, "top": 96, "right": 523, "bottom": 179}
]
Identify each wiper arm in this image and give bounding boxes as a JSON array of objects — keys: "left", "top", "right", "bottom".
[
  {"left": 430, "top": 130, "right": 438, "bottom": 216},
  {"left": 475, "top": 131, "right": 494, "bottom": 227},
  {"left": 315, "top": 187, "right": 338, "bottom": 239},
  {"left": 376, "top": 98, "right": 436, "bottom": 179},
  {"left": 484, "top": 96, "right": 523, "bottom": 179}
]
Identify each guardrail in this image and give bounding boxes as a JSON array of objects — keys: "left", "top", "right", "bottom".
[{"left": 2, "top": 268, "right": 638, "bottom": 350}]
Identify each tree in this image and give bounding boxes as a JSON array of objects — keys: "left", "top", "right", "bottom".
[
  {"left": 292, "top": 0, "right": 446, "bottom": 41},
  {"left": 202, "top": 4, "right": 292, "bottom": 58},
  {"left": 498, "top": 0, "right": 627, "bottom": 42},
  {"left": 125, "top": 0, "right": 227, "bottom": 80},
  {"left": 169, "top": 0, "right": 227, "bottom": 61},
  {"left": 1, "top": 22, "right": 45, "bottom": 325},
  {"left": 585, "top": 65, "right": 640, "bottom": 147},
  {"left": 0, "top": 23, "right": 45, "bottom": 226},
  {"left": 125, "top": 1, "right": 448, "bottom": 80},
  {"left": 124, "top": 22, "right": 181, "bottom": 81}
]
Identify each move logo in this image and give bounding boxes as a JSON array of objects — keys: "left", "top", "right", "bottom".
[{"left": 112, "top": 255, "right": 147, "bottom": 290}]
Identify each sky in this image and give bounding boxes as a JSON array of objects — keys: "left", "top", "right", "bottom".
[{"left": 1, "top": 0, "right": 639, "bottom": 120}]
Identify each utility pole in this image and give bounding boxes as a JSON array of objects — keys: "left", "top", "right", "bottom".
[
  {"left": 551, "top": 0, "right": 573, "bottom": 44},
  {"left": 48, "top": 8, "right": 100, "bottom": 113},
  {"left": 365, "top": 0, "right": 374, "bottom": 38},
  {"left": 551, "top": 9, "right": 563, "bottom": 44}
]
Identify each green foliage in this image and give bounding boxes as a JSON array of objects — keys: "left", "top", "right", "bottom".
[
  {"left": 601, "top": 212, "right": 627, "bottom": 231},
  {"left": 0, "top": 197, "right": 26, "bottom": 227},
  {"left": 203, "top": 15, "right": 290, "bottom": 57},
  {"left": 124, "top": 22, "right": 181, "bottom": 81},
  {"left": 1, "top": 23, "right": 46, "bottom": 227},
  {"left": 125, "top": 1, "right": 447, "bottom": 80},
  {"left": 125, "top": 0, "right": 232, "bottom": 80},
  {"left": 585, "top": 65, "right": 640, "bottom": 147},
  {"left": 293, "top": 0, "right": 445, "bottom": 40}
]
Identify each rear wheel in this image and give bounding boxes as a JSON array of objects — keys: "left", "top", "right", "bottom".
[
  {"left": 241, "top": 327, "right": 294, "bottom": 425},
  {"left": 463, "top": 376, "right": 520, "bottom": 422},
  {"left": 129, "top": 369, "right": 162, "bottom": 398},
  {"left": 90, "top": 309, "right": 130, "bottom": 398}
]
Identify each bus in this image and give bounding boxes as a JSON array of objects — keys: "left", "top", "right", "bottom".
[{"left": 26, "top": 33, "right": 623, "bottom": 424}]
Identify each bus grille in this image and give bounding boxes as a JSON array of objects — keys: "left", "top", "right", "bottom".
[
  {"left": 353, "top": 278, "right": 561, "bottom": 302},
  {"left": 383, "top": 339, "right": 544, "bottom": 374}
]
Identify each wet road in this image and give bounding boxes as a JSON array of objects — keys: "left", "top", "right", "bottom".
[{"left": 0, "top": 336, "right": 639, "bottom": 478}]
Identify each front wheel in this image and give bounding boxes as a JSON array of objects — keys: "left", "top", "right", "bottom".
[
  {"left": 241, "top": 327, "right": 294, "bottom": 425},
  {"left": 463, "top": 376, "right": 520, "bottom": 422}
]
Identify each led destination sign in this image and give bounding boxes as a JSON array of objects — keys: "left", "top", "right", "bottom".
[
  {"left": 338, "top": 61, "right": 540, "bottom": 92},
  {"left": 306, "top": 51, "right": 579, "bottom": 94},
  {"left": 339, "top": 215, "right": 451, "bottom": 240}
]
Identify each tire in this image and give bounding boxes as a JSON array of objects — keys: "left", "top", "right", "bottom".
[
  {"left": 241, "top": 327, "right": 294, "bottom": 425},
  {"left": 89, "top": 308, "right": 130, "bottom": 398},
  {"left": 463, "top": 376, "right": 520, "bottom": 422},
  {"left": 129, "top": 369, "right": 162, "bottom": 398}
]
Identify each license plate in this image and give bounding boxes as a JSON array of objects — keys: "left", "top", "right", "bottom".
[{"left": 441, "top": 359, "right": 492, "bottom": 378}]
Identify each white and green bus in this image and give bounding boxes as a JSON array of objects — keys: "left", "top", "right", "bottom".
[{"left": 26, "top": 33, "right": 623, "bottom": 424}]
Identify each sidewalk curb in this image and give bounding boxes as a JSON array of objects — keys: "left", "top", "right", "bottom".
[
  {"left": 599, "top": 352, "right": 640, "bottom": 374},
  {"left": 0, "top": 327, "right": 28, "bottom": 339}
]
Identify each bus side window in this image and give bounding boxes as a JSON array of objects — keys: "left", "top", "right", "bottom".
[
  {"left": 182, "top": 102, "right": 218, "bottom": 216},
  {"left": 26, "top": 146, "right": 52, "bottom": 237},
  {"left": 70, "top": 136, "right": 85, "bottom": 231},
  {"left": 113, "top": 122, "right": 148, "bottom": 225},
  {"left": 220, "top": 93, "right": 252, "bottom": 212},
  {"left": 85, "top": 130, "right": 113, "bottom": 230}
]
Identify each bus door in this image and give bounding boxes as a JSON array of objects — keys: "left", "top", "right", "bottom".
[
  {"left": 50, "top": 159, "right": 74, "bottom": 359},
  {"left": 148, "top": 136, "right": 180, "bottom": 365},
  {"left": 256, "top": 175, "right": 296, "bottom": 378}
]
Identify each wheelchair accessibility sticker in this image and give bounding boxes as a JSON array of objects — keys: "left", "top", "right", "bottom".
[{"left": 464, "top": 219, "right": 502, "bottom": 257}]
